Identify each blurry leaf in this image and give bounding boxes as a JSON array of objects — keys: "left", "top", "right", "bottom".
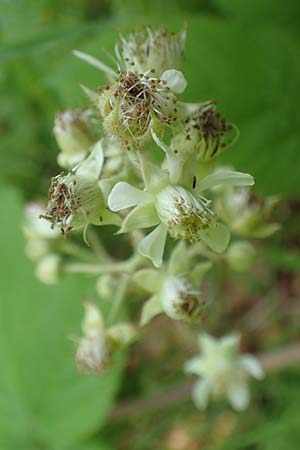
[
  {"left": 0, "top": 189, "right": 123, "bottom": 448},
  {"left": 265, "top": 246, "right": 300, "bottom": 273},
  {"left": 214, "top": 0, "right": 300, "bottom": 35},
  {"left": 183, "top": 16, "right": 300, "bottom": 196}
]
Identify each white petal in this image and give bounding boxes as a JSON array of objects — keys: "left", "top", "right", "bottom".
[
  {"left": 184, "top": 356, "right": 204, "bottom": 376},
  {"left": 138, "top": 224, "right": 168, "bottom": 268},
  {"left": 108, "top": 182, "right": 153, "bottom": 212},
  {"left": 151, "top": 129, "right": 182, "bottom": 184},
  {"left": 191, "top": 379, "right": 211, "bottom": 410},
  {"left": 133, "top": 269, "right": 164, "bottom": 293},
  {"left": 140, "top": 295, "right": 163, "bottom": 326},
  {"left": 139, "top": 152, "right": 169, "bottom": 193},
  {"left": 92, "top": 209, "right": 121, "bottom": 227},
  {"left": 199, "top": 333, "right": 218, "bottom": 354},
  {"left": 119, "top": 203, "right": 159, "bottom": 233},
  {"left": 227, "top": 381, "right": 250, "bottom": 411},
  {"left": 220, "top": 333, "right": 240, "bottom": 356},
  {"left": 161, "top": 69, "right": 187, "bottom": 94},
  {"left": 75, "top": 140, "right": 104, "bottom": 179},
  {"left": 198, "top": 170, "right": 254, "bottom": 193},
  {"left": 73, "top": 50, "right": 116, "bottom": 78},
  {"left": 198, "top": 222, "right": 230, "bottom": 253},
  {"left": 240, "top": 355, "right": 264, "bottom": 380}
]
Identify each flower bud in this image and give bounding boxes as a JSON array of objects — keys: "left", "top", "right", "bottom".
[
  {"left": 172, "top": 102, "right": 236, "bottom": 161},
  {"left": 97, "top": 71, "right": 180, "bottom": 148},
  {"left": 155, "top": 185, "right": 214, "bottom": 243},
  {"left": 41, "top": 172, "right": 104, "bottom": 236},
  {"left": 226, "top": 241, "right": 256, "bottom": 272},
  {"left": 76, "top": 302, "right": 110, "bottom": 374},
  {"left": 96, "top": 274, "right": 116, "bottom": 299},
  {"left": 35, "top": 253, "right": 61, "bottom": 284},
  {"left": 216, "top": 187, "right": 280, "bottom": 238},
  {"left": 119, "top": 26, "right": 186, "bottom": 77},
  {"left": 54, "top": 109, "right": 98, "bottom": 168},
  {"left": 160, "top": 276, "right": 203, "bottom": 322}
]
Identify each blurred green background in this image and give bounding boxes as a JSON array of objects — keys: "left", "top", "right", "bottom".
[{"left": 1, "top": 1, "right": 300, "bottom": 449}]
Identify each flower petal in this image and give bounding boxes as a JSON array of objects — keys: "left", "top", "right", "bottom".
[
  {"left": 191, "top": 379, "right": 211, "bottom": 410},
  {"left": 199, "top": 333, "right": 218, "bottom": 353},
  {"left": 134, "top": 269, "right": 164, "bottom": 293},
  {"left": 227, "top": 380, "right": 250, "bottom": 411},
  {"left": 76, "top": 140, "right": 104, "bottom": 179},
  {"left": 240, "top": 355, "right": 264, "bottom": 380},
  {"left": 119, "top": 203, "right": 159, "bottom": 233},
  {"left": 139, "top": 152, "right": 169, "bottom": 193},
  {"left": 108, "top": 182, "right": 153, "bottom": 212},
  {"left": 140, "top": 295, "right": 163, "bottom": 326},
  {"left": 198, "top": 222, "right": 230, "bottom": 254},
  {"left": 161, "top": 69, "right": 187, "bottom": 94},
  {"left": 92, "top": 209, "right": 121, "bottom": 227},
  {"left": 184, "top": 356, "right": 204, "bottom": 376},
  {"left": 151, "top": 129, "right": 182, "bottom": 184},
  {"left": 220, "top": 333, "right": 240, "bottom": 356},
  {"left": 138, "top": 223, "right": 168, "bottom": 268},
  {"left": 198, "top": 169, "right": 254, "bottom": 193}
]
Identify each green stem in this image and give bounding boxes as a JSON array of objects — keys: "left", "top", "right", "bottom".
[
  {"left": 108, "top": 274, "right": 130, "bottom": 324},
  {"left": 64, "top": 253, "right": 145, "bottom": 275}
]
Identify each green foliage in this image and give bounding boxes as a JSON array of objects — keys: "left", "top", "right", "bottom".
[{"left": 0, "top": 189, "right": 122, "bottom": 449}]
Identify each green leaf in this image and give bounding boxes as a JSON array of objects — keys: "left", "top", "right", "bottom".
[
  {"left": 184, "top": 16, "right": 300, "bottom": 196},
  {"left": 0, "top": 189, "right": 123, "bottom": 448}
]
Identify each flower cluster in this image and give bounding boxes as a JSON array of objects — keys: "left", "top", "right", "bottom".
[{"left": 23, "top": 25, "right": 279, "bottom": 412}]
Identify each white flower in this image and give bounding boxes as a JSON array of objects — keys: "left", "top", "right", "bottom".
[
  {"left": 117, "top": 26, "right": 186, "bottom": 77},
  {"left": 41, "top": 141, "right": 120, "bottom": 237},
  {"left": 76, "top": 302, "right": 136, "bottom": 374},
  {"left": 134, "top": 242, "right": 211, "bottom": 324},
  {"left": 184, "top": 333, "right": 264, "bottom": 411},
  {"left": 108, "top": 156, "right": 253, "bottom": 267},
  {"left": 171, "top": 101, "right": 238, "bottom": 162},
  {"left": 97, "top": 69, "right": 186, "bottom": 148},
  {"left": 54, "top": 109, "right": 98, "bottom": 168},
  {"left": 215, "top": 186, "right": 280, "bottom": 238}
]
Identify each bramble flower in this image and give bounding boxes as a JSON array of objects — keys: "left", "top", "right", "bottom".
[
  {"left": 108, "top": 157, "right": 254, "bottom": 267},
  {"left": 184, "top": 333, "right": 264, "bottom": 411},
  {"left": 41, "top": 142, "right": 120, "bottom": 237},
  {"left": 215, "top": 186, "right": 280, "bottom": 238},
  {"left": 117, "top": 26, "right": 186, "bottom": 77},
  {"left": 97, "top": 69, "right": 187, "bottom": 148},
  {"left": 134, "top": 242, "right": 211, "bottom": 324},
  {"left": 171, "top": 101, "right": 238, "bottom": 162},
  {"left": 76, "top": 302, "right": 136, "bottom": 374},
  {"left": 54, "top": 108, "right": 98, "bottom": 168}
]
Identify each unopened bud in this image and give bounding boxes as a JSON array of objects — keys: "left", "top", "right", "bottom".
[
  {"left": 54, "top": 109, "right": 98, "bottom": 168},
  {"left": 161, "top": 276, "right": 203, "bottom": 322},
  {"left": 119, "top": 26, "right": 186, "bottom": 77},
  {"left": 226, "top": 241, "right": 256, "bottom": 272},
  {"left": 35, "top": 253, "right": 61, "bottom": 284}
]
